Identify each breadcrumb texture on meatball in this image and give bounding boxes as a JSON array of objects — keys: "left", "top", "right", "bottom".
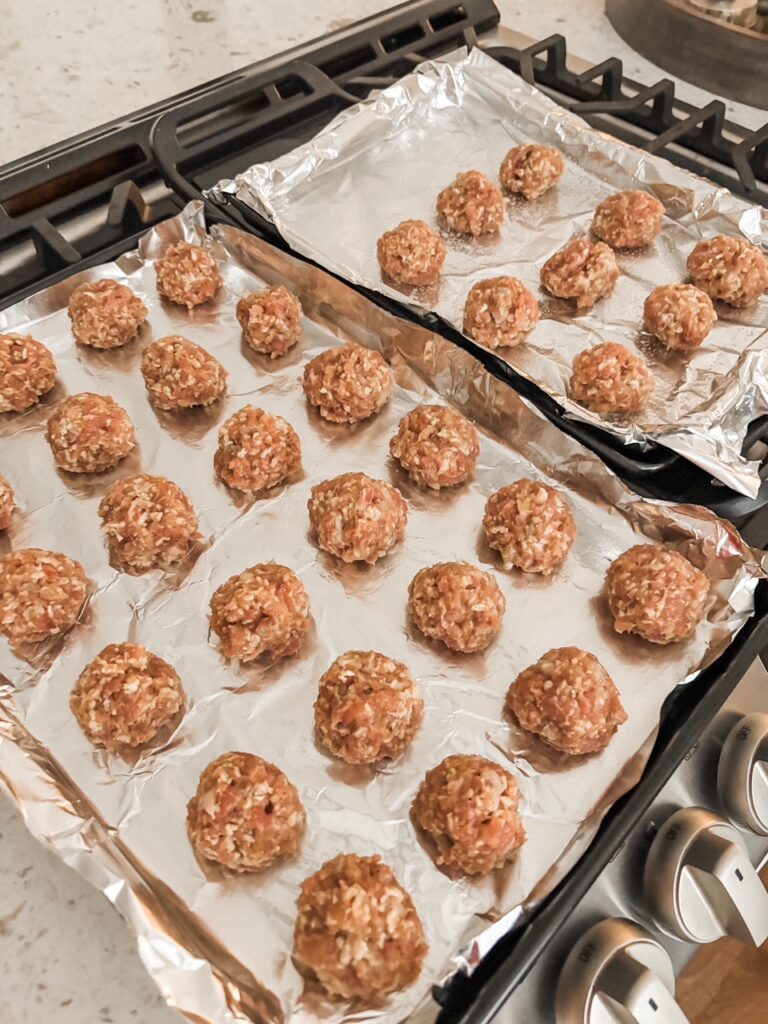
[
  {"left": 499, "top": 143, "right": 565, "bottom": 200},
  {"left": 308, "top": 472, "right": 407, "bottom": 564},
  {"left": 644, "top": 284, "right": 717, "bottom": 351},
  {"left": 209, "top": 563, "right": 310, "bottom": 662},
  {"left": 46, "top": 392, "right": 136, "bottom": 473},
  {"left": 389, "top": 405, "right": 479, "bottom": 490},
  {"left": 463, "top": 276, "right": 540, "bottom": 350},
  {"left": 606, "top": 544, "right": 709, "bottom": 645},
  {"left": 570, "top": 342, "right": 654, "bottom": 415},
  {"left": 141, "top": 335, "right": 227, "bottom": 410},
  {"left": 0, "top": 333, "right": 57, "bottom": 414},
  {"left": 154, "top": 241, "right": 223, "bottom": 308},
  {"left": 508, "top": 647, "right": 627, "bottom": 756},
  {"left": 436, "top": 171, "right": 504, "bottom": 237},
  {"left": 0, "top": 476, "right": 15, "bottom": 531},
  {"left": 302, "top": 344, "right": 393, "bottom": 424},
  {"left": 412, "top": 754, "right": 525, "bottom": 876},
  {"left": 376, "top": 219, "right": 447, "bottom": 287},
  {"left": 408, "top": 561, "right": 505, "bottom": 653},
  {"left": 592, "top": 190, "right": 664, "bottom": 249},
  {"left": 483, "top": 480, "right": 576, "bottom": 575},
  {"left": 214, "top": 405, "right": 301, "bottom": 494},
  {"left": 540, "top": 239, "right": 619, "bottom": 309},
  {"left": 687, "top": 235, "right": 768, "bottom": 308},
  {"left": 236, "top": 285, "right": 303, "bottom": 358},
  {"left": 314, "top": 650, "right": 423, "bottom": 765},
  {"left": 71, "top": 642, "right": 184, "bottom": 748},
  {"left": 187, "top": 752, "right": 304, "bottom": 872},
  {"left": 293, "top": 852, "right": 427, "bottom": 1001},
  {"left": 99, "top": 474, "right": 200, "bottom": 574},
  {"left": 68, "top": 279, "right": 148, "bottom": 349},
  {"left": 0, "top": 548, "right": 87, "bottom": 645}
]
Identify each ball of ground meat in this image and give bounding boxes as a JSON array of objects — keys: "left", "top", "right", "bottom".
[
  {"left": 376, "top": 219, "right": 447, "bottom": 288},
  {"left": 214, "top": 405, "right": 301, "bottom": 494},
  {"left": 483, "top": 480, "right": 576, "bottom": 575},
  {"left": 540, "top": 239, "right": 619, "bottom": 309},
  {"left": 46, "top": 392, "right": 136, "bottom": 473},
  {"left": 0, "top": 476, "right": 15, "bottom": 531},
  {"left": 308, "top": 472, "right": 407, "bottom": 565},
  {"left": 294, "top": 853, "right": 427, "bottom": 1000},
  {"left": 187, "top": 752, "right": 304, "bottom": 872},
  {"left": 0, "top": 333, "right": 57, "bottom": 414},
  {"left": 314, "top": 650, "right": 423, "bottom": 765},
  {"left": 70, "top": 642, "right": 184, "bottom": 748},
  {"left": 499, "top": 143, "right": 565, "bottom": 200},
  {"left": 68, "top": 279, "right": 148, "bottom": 349},
  {"left": 644, "top": 283, "right": 717, "bottom": 351},
  {"left": 687, "top": 235, "right": 768, "bottom": 308},
  {"left": 141, "top": 335, "right": 227, "bottom": 411},
  {"left": 606, "top": 544, "right": 709, "bottom": 645},
  {"left": 463, "top": 276, "right": 540, "bottom": 349},
  {"left": 154, "top": 241, "right": 223, "bottom": 308},
  {"left": 408, "top": 561, "right": 505, "bottom": 654},
  {"left": 592, "top": 190, "right": 664, "bottom": 249},
  {"left": 236, "top": 285, "right": 302, "bottom": 358},
  {"left": 437, "top": 171, "right": 505, "bottom": 237},
  {"left": 389, "top": 404, "right": 479, "bottom": 490},
  {"left": 0, "top": 548, "right": 87, "bottom": 645},
  {"left": 302, "top": 344, "right": 393, "bottom": 424},
  {"left": 570, "top": 342, "right": 654, "bottom": 415},
  {"left": 507, "top": 647, "right": 627, "bottom": 756},
  {"left": 99, "top": 475, "right": 200, "bottom": 573},
  {"left": 412, "top": 754, "right": 525, "bottom": 876},
  {"left": 209, "top": 563, "right": 310, "bottom": 662}
]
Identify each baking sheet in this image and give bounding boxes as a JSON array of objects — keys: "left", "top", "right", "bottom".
[
  {"left": 212, "top": 47, "right": 768, "bottom": 499},
  {"left": 0, "top": 203, "right": 763, "bottom": 1024}
]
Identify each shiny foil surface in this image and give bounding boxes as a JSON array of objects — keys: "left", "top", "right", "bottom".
[
  {"left": 0, "top": 204, "right": 764, "bottom": 1024},
  {"left": 213, "top": 48, "right": 768, "bottom": 498}
]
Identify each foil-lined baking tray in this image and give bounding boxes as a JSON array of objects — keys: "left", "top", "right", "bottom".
[
  {"left": 0, "top": 203, "right": 764, "bottom": 1024},
  {"left": 211, "top": 47, "right": 768, "bottom": 499}
]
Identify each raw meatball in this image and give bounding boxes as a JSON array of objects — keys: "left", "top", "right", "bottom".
[
  {"left": 540, "top": 239, "right": 619, "bottom": 308},
  {"left": 437, "top": 170, "right": 504, "bottom": 237},
  {"left": 46, "top": 392, "right": 136, "bottom": 473},
  {"left": 463, "top": 276, "right": 540, "bottom": 349},
  {"left": 570, "top": 342, "right": 654, "bottom": 415},
  {"left": 0, "top": 476, "right": 15, "bottom": 531},
  {"left": 483, "top": 480, "right": 576, "bottom": 575},
  {"left": 606, "top": 544, "right": 709, "bottom": 645},
  {"left": 0, "top": 333, "right": 57, "bottom": 413},
  {"left": 390, "top": 404, "right": 479, "bottom": 490},
  {"left": 302, "top": 344, "right": 393, "bottom": 424},
  {"left": 209, "top": 563, "right": 310, "bottom": 662},
  {"left": 141, "top": 335, "right": 227, "bottom": 411},
  {"left": 0, "top": 548, "right": 87, "bottom": 645},
  {"left": 644, "top": 283, "right": 717, "bottom": 351},
  {"left": 236, "top": 285, "right": 302, "bottom": 358},
  {"left": 294, "top": 853, "right": 427, "bottom": 1000},
  {"left": 592, "top": 190, "right": 664, "bottom": 249},
  {"left": 70, "top": 642, "right": 184, "bottom": 748},
  {"left": 376, "top": 219, "right": 447, "bottom": 287},
  {"left": 214, "top": 405, "right": 301, "bottom": 494},
  {"left": 412, "top": 754, "right": 525, "bottom": 876},
  {"left": 187, "top": 752, "right": 304, "bottom": 872},
  {"left": 154, "top": 241, "right": 222, "bottom": 308},
  {"left": 687, "top": 235, "right": 768, "bottom": 308},
  {"left": 308, "top": 472, "right": 407, "bottom": 564},
  {"left": 507, "top": 647, "right": 627, "bottom": 756},
  {"left": 408, "top": 561, "right": 505, "bottom": 654},
  {"left": 99, "top": 475, "right": 200, "bottom": 573},
  {"left": 314, "top": 650, "right": 423, "bottom": 764},
  {"left": 499, "top": 143, "right": 565, "bottom": 200},
  {"left": 68, "top": 279, "right": 148, "bottom": 349}
]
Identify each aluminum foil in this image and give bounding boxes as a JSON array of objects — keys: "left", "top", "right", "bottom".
[
  {"left": 0, "top": 203, "right": 764, "bottom": 1024},
  {"left": 211, "top": 47, "right": 768, "bottom": 499}
]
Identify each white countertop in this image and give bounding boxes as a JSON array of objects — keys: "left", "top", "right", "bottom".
[{"left": 2, "top": 2, "right": 765, "bottom": 1023}]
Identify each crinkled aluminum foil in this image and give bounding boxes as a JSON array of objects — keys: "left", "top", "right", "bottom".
[
  {"left": 0, "top": 203, "right": 764, "bottom": 1024},
  {"left": 211, "top": 47, "right": 768, "bottom": 499}
]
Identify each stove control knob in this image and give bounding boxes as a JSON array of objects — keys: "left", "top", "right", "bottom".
[
  {"left": 643, "top": 807, "right": 768, "bottom": 945},
  {"left": 555, "top": 918, "right": 689, "bottom": 1024},
  {"left": 718, "top": 712, "right": 768, "bottom": 835}
]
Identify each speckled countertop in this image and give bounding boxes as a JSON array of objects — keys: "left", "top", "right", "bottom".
[{"left": 1, "top": 3, "right": 765, "bottom": 1023}]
